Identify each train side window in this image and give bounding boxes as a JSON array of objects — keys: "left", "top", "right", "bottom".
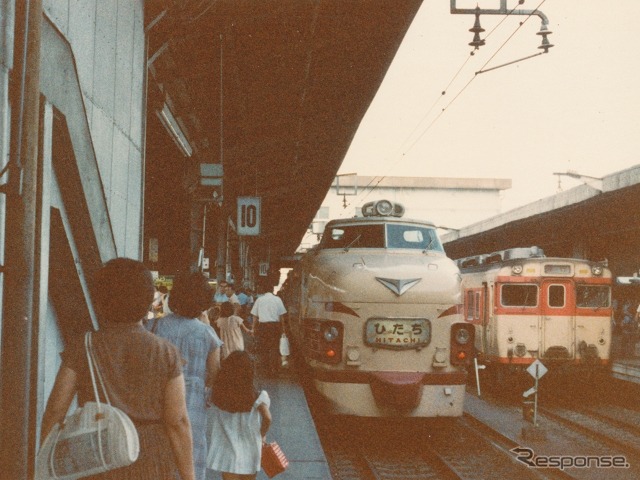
[
  {"left": 501, "top": 284, "right": 537, "bottom": 307},
  {"left": 548, "top": 284, "right": 565, "bottom": 308},
  {"left": 474, "top": 292, "right": 481, "bottom": 319}
]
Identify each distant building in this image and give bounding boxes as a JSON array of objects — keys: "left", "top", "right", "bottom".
[{"left": 299, "top": 175, "right": 512, "bottom": 251}]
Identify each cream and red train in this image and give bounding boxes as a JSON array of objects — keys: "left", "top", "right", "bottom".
[
  {"left": 281, "top": 199, "right": 474, "bottom": 417},
  {"left": 456, "top": 246, "right": 612, "bottom": 378}
]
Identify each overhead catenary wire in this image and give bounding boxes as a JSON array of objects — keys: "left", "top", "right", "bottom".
[
  {"left": 340, "top": 1, "right": 548, "bottom": 214},
  {"left": 393, "top": 0, "right": 529, "bottom": 157}
]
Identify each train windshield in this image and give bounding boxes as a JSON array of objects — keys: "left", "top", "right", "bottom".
[
  {"left": 321, "top": 223, "right": 443, "bottom": 252},
  {"left": 501, "top": 284, "right": 538, "bottom": 307},
  {"left": 576, "top": 285, "right": 610, "bottom": 308},
  {"left": 386, "top": 224, "right": 443, "bottom": 251}
]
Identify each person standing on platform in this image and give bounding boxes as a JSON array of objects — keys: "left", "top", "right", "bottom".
[
  {"left": 250, "top": 283, "right": 287, "bottom": 377},
  {"left": 216, "top": 301, "right": 252, "bottom": 359},
  {"left": 150, "top": 271, "right": 223, "bottom": 480},
  {"left": 206, "top": 351, "right": 272, "bottom": 480},
  {"left": 41, "top": 258, "right": 195, "bottom": 480},
  {"left": 214, "top": 280, "right": 229, "bottom": 304},
  {"left": 224, "top": 283, "right": 242, "bottom": 316},
  {"left": 236, "top": 287, "right": 250, "bottom": 319}
]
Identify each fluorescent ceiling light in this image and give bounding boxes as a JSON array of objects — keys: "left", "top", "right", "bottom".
[{"left": 157, "top": 103, "right": 193, "bottom": 157}]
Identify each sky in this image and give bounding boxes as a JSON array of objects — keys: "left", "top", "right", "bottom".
[{"left": 338, "top": 0, "right": 640, "bottom": 212}]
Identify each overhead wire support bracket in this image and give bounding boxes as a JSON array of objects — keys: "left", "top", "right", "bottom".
[
  {"left": 476, "top": 51, "right": 543, "bottom": 74},
  {"left": 450, "top": 0, "right": 550, "bottom": 25},
  {"left": 450, "top": 0, "right": 553, "bottom": 53}
]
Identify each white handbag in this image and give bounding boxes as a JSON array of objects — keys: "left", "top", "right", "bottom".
[
  {"left": 279, "top": 333, "right": 290, "bottom": 357},
  {"left": 35, "top": 332, "right": 139, "bottom": 480}
]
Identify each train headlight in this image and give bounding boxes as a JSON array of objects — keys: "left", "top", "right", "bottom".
[
  {"left": 512, "top": 265, "right": 523, "bottom": 275},
  {"left": 455, "top": 328, "right": 471, "bottom": 345},
  {"left": 362, "top": 199, "right": 405, "bottom": 217},
  {"left": 450, "top": 324, "right": 474, "bottom": 365},
  {"left": 515, "top": 343, "right": 527, "bottom": 357},
  {"left": 323, "top": 326, "right": 340, "bottom": 342},
  {"left": 591, "top": 265, "right": 603, "bottom": 276},
  {"left": 375, "top": 200, "right": 393, "bottom": 216}
]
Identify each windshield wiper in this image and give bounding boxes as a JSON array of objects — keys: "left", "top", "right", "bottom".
[
  {"left": 422, "top": 237, "right": 434, "bottom": 254},
  {"left": 344, "top": 234, "right": 362, "bottom": 252}
]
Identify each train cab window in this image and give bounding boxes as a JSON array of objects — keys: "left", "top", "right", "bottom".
[
  {"left": 323, "top": 224, "right": 385, "bottom": 249},
  {"left": 501, "top": 284, "right": 537, "bottom": 307},
  {"left": 576, "top": 285, "right": 610, "bottom": 308},
  {"left": 386, "top": 224, "right": 443, "bottom": 252},
  {"left": 548, "top": 284, "right": 565, "bottom": 308}
]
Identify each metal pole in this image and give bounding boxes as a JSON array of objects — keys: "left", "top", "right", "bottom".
[
  {"left": 216, "top": 214, "right": 226, "bottom": 282},
  {"left": 0, "top": 0, "right": 42, "bottom": 478},
  {"left": 533, "top": 364, "right": 539, "bottom": 427}
]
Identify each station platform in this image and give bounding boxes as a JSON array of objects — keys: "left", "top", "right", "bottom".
[
  {"left": 611, "top": 356, "right": 640, "bottom": 385},
  {"left": 206, "top": 367, "right": 332, "bottom": 480},
  {"left": 610, "top": 335, "right": 640, "bottom": 385}
]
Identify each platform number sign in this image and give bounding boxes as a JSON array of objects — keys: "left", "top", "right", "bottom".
[
  {"left": 237, "top": 197, "right": 261, "bottom": 236},
  {"left": 259, "top": 262, "right": 269, "bottom": 277}
]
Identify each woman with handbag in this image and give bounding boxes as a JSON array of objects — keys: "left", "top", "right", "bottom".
[
  {"left": 40, "top": 258, "right": 195, "bottom": 480},
  {"left": 150, "top": 271, "right": 223, "bottom": 480},
  {"left": 206, "top": 350, "right": 272, "bottom": 479}
]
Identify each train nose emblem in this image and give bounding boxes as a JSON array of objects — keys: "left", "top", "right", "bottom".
[{"left": 375, "top": 277, "right": 421, "bottom": 296}]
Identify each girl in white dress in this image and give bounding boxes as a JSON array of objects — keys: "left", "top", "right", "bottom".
[
  {"left": 207, "top": 351, "right": 272, "bottom": 479},
  {"left": 216, "top": 301, "right": 252, "bottom": 359}
]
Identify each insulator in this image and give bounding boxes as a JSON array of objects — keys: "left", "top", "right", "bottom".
[
  {"left": 469, "top": 31, "right": 485, "bottom": 49},
  {"left": 538, "top": 35, "right": 554, "bottom": 53},
  {"left": 469, "top": 6, "right": 485, "bottom": 34},
  {"left": 536, "top": 23, "right": 553, "bottom": 36}
]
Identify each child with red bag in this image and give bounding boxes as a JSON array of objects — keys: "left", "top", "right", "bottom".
[{"left": 206, "top": 351, "right": 272, "bottom": 479}]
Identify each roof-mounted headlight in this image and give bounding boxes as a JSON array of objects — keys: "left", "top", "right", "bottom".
[
  {"left": 512, "top": 265, "right": 523, "bottom": 275},
  {"left": 592, "top": 265, "right": 603, "bottom": 276},
  {"left": 375, "top": 200, "right": 393, "bottom": 216},
  {"left": 362, "top": 199, "right": 405, "bottom": 217}
]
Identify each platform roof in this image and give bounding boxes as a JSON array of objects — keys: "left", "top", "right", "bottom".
[
  {"left": 145, "top": 0, "right": 423, "bottom": 271},
  {"left": 442, "top": 165, "right": 640, "bottom": 262}
]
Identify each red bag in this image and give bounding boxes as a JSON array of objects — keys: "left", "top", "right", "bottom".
[{"left": 261, "top": 441, "right": 289, "bottom": 478}]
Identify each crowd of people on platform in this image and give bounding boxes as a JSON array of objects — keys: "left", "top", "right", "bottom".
[{"left": 41, "top": 258, "right": 287, "bottom": 480}]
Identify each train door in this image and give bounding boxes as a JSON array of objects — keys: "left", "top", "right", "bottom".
[
  {"left": 482, "top": 282, "right": 491, "bottom": 354},
  {"left": 540, "top": 279, "right": 576, "bottom": 359},
  {"left": 464, "top": 286, "right": 485, "bottom": 353}
]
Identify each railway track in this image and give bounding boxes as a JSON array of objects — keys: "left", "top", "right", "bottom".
[
  {"left": 315, "top": 412, "right": 563, "bottom": 480},
  {"left": 538, "top": 405, "right": 640, "bottom": 460}
]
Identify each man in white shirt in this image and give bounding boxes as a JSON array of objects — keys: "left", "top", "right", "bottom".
[{"left": 251, "top": 283, "right": 287, "bottom": 376}]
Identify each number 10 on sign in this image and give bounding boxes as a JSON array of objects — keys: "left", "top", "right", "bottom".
[{"left": 237, "top": 197, "right": 261, "bottom": 236}]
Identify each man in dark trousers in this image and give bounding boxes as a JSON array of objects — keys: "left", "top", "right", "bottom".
[{"left": 250, "top": 282, "right": 287, "bottom": 376}]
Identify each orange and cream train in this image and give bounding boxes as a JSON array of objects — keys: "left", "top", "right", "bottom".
[
  {"left": 281, "top": 200, "right": 474, "bottom": 417},
  {"left": 456, "top": 246, "right": 612, "bottom": 379}
]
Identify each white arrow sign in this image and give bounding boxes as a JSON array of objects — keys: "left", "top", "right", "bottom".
[
  {"left": 526, "top": 359, "right": 548, "bottom": 379},
  {"left": 523, "top": 386, "right": 537, "bottom": 398}
]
